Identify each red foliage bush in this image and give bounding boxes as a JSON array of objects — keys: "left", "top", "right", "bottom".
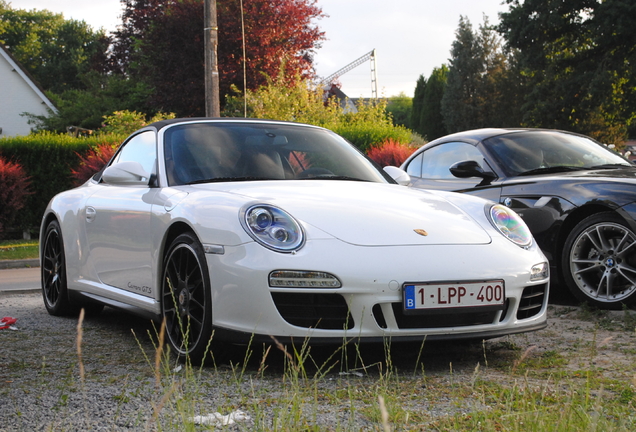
[
  {"left": 0, "top": 157, "right": 32, "bottom": 236},
  {"left": 366, "top": 139, "right": 415, "bottom": 167},
  {"left": 71, "top": 143, "right": 116, "bottom": 186},
  {"left": 288, "top": 151, "right": 311, "bottom": 172}
]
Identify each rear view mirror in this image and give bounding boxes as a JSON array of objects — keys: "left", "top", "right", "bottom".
[
  {"left": 450, "top": 160, "right": 495, "bottom": 180},
  {"left": 102, "top": 161, "right": 151, "bottom": 186},
  {"left": 383, "top": 166, "right": 411, "bottom": 185}
]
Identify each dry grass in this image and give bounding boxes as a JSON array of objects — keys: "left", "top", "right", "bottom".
[{"left": 1, "top": 293, "right": 635, "bottom": 431}]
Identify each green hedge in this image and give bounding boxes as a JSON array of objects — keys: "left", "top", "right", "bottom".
[
  {"left": 0, "top": 116, "right": 412, "bottom": 235},
  {"left": 0, "top": 133, "right": 126, "bottom": 234},
  {"left": 331, "top": 123, "right": 412, "bottom": 153}
]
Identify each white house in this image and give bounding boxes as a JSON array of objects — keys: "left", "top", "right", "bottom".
[{"left": 0, "top": 44, "right": 57, "bottom": 137}]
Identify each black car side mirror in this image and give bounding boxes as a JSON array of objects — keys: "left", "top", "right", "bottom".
[{"left": 450, "top": 160, "right": 496, "bottom": 180}]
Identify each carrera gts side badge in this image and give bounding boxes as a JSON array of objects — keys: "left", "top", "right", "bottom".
[{"left": 414, "top": 229, "right": 428, "bottom": 236}]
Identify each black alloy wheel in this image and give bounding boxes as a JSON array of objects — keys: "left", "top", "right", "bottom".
[
  {"left": 162, "top": 232, "right": 216, "bottom": 364},
  {"left": 41, "top": 220, "right": 75, "bottom": 315},
  {"left": 563, "top": 212, "right": 636, "bottom": 309}
]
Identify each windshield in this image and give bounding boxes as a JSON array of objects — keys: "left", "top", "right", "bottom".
[
  {"left": 484, "top": 131, "right": 631, "bottom": 177},
  {"left": 163, "top": 122, "right": 390, "bottom": 186}
]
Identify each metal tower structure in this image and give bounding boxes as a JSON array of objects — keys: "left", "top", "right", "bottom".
[{"left": 320, "top": 49, "right": 378, "bottom": 99}]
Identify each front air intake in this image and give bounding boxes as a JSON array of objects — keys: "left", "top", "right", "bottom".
[
  {"left": 391, "top": 303, "right": 498, "bottom": 328},
  {"left": 517, "top": 284, "right": 547, "bottom": 320},
  {"left": 271, "top": 293, "right": 353, "bottom": 330}
]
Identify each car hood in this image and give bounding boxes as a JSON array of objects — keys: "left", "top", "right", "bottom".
[
  {"left": 495, "top": 167, "right": 636, "bottom": 205},
  {"left": 577, "top": 166, "right": 636, "bottom": 180},
  {"left": 191, "top": 181, "right": 492, "bottom": 246}
]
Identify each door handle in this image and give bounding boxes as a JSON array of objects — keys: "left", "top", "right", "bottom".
[{"left": 86, "top": 206, "right": 96, "bottom": 222}]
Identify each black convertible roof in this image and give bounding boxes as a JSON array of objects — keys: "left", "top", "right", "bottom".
[
  {"left": 148, "top": 117, "right": 305, "bottom": 131},
  {"left": 425, "top": 127, "right": 592, "bottom": 147}
]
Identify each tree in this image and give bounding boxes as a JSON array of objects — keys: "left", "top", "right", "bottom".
[
  {"left": 110, "top": 0, "right": 325, "bottom": 116},
  {"left": 410, "top": 75, "right": 427, "bottom": 133},
  {"left": 0, "top": 1, "right": 109, "bottom": 94},
  {"left": 99, "top": 110, "right": 175, "bottom": 135},
  {"left": 224, "top": 74, "right": 340, "bottom": 126},
  {"left": 441, "top": 16, "right": 486, "bottom": 133},
  {"left": 26, "top": 73, "right": 154, "bottom": 132},
  {"left": 224, "top": 74, "right": 412, "bottom": 152},
  {"left": 441, "top": 15, "right": 522, "bottom": 134},
  {"left": 0, "top": 1, "right": 154, "bottom": 133},
  {"left": 499, "top": 0, "right": 636, "bottom": 143},
  {"left": 475, "top": 19, "right": 523, "bottom": 128},
  {"left": 386, "top": 92, "right": 412, "bottom": 129},
  {"left": 594, "top": 0, "right": 636, "bottom": 140},
  {"left": 419, "top": 65, "right": 448, "bottom": 140},
  {"left": 410, "top": 67, "right": 448, "bottom": 140}
]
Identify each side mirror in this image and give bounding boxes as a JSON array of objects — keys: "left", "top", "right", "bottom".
[
  {"left": 102, "top": 161, "right": 151, "bottom": 186},
  {"left": 449, "top": 160, "right": 495, "bottom": 180},
  {"left": 383, "top": 166, "right": 411, "bottom": 186}
]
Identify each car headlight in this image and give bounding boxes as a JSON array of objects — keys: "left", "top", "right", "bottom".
[
  {"left": 242, "top": 205, "right": 305, "bottom": 252},
  {"left": 488, "top": 204, "right": 532, "bottom": 247},
  {"left": 530, "top": 262, "right": 549, "bottom": 281}
]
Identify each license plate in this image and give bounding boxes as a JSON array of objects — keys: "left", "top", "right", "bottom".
[{"left": 404, "top": 280, "right": 505, "bottom": 311}]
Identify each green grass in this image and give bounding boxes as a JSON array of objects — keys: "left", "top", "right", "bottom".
[
  {"left": 120, "top": 315, "right": 636, "bottom": 431},
  {"left": 3, "top": 307, "right": 635, "bottom": 430},
  {"left": 0, "top": 239, "right": 39, "bottom": 260},
  {"left": 3, "top": 283, "right": 635, "bottom": 430}
]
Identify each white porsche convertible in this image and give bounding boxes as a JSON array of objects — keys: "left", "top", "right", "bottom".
[{"left": 41, "top": 118, "right": 549, "bottom": 363}]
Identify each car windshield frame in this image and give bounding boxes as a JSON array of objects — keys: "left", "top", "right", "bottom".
[
  {"left": 161, "top": 121, "right": 393, "bottom": 186},
  {"left": 483, "top": 131, "right": 631, "bottom": 178}
]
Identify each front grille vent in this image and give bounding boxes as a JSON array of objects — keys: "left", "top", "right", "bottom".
[
  {"left": 271, "top": 293, "right": 353, "bottom": 330},
  {"left": 517, "top": 283, "right": 547, "bottom": 320},
  {"left": 372, "top": 304, "right": 388, "bottom": 329},
  {"left": 390, "top": 303, "right": 498, "bottom": 329}
]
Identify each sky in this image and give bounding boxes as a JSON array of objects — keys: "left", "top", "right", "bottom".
[{"left": 11, "top": 0, "right": 509, "bottom": 98}]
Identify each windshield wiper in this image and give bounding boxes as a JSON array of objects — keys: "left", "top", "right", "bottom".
[
  {"left": 297, "top": 175, "right": 368, "bottom": 182},
  {"left": 187, "top": 175, "right": 370, "bottom": 185},
  {"left": 589, "top": 163, "right": 633, "bottom": 170},
  {"left": 517, "top": 166, "right": 586, "bottom": 176},
  {"left": 186, "top": 176, "right": 280, "bottom": 185}
]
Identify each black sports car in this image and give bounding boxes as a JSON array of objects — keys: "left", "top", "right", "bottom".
[{"left": 401, "top": 128, "right": 636, "bottom": 309}]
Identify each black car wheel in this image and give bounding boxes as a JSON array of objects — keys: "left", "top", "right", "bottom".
[
  {"left": 563, "top": 212, "right": 636, "bottom": 309},
  {"left": 41, "top": 220, "right": 76, "bottom": 315},
  {"left": 162, "top": 232, "right": 217, "bottom": 364}
]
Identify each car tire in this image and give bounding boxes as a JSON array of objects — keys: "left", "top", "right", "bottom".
[
  {"left": 41, "top": 220, "right": 76, "bottom": 316},
  {"left": 161, "top": 232, "right": 220, "bottom": 364},
  {"left": 562, "top": 212, "right": 636, "bottom": 309}
]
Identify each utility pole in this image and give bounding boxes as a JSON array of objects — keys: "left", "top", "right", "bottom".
[{"left": 204, "top": 0, "right": 220, "bottom": 117}]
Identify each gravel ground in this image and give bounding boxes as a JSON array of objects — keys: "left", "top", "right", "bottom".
[{"left": 1, "top": 290, "right": 635, "bottom": 431}]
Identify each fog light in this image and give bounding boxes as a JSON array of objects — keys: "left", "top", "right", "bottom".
[
  {"left": 530, "top": 263, "right": 549, "bottom": 281},
  {"left": 269, "top": 270, "right": 342, "bottom": 288}
]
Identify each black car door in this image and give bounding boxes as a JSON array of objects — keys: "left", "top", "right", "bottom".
[{"left": 404, "top": 141, "right": 503, "bottom": 202}]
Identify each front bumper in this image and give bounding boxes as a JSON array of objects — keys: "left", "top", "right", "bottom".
[{"left": 205, "top": 238, "right": 549, "bottom": 342}]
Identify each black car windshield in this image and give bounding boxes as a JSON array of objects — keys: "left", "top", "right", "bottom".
[
  {"left": 484, "top": 131, "right": 632, "bottom": 177},
  {"left": 163, "top": 122, "right": 391, "bottom": 186}
]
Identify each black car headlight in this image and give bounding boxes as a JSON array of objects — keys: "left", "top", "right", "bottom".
[
  {"left": 242, "top": 204, "right": 305, "bottom": 252},
  {"left": 488, "top": 204, "right": 532, "bottom": 248}
]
